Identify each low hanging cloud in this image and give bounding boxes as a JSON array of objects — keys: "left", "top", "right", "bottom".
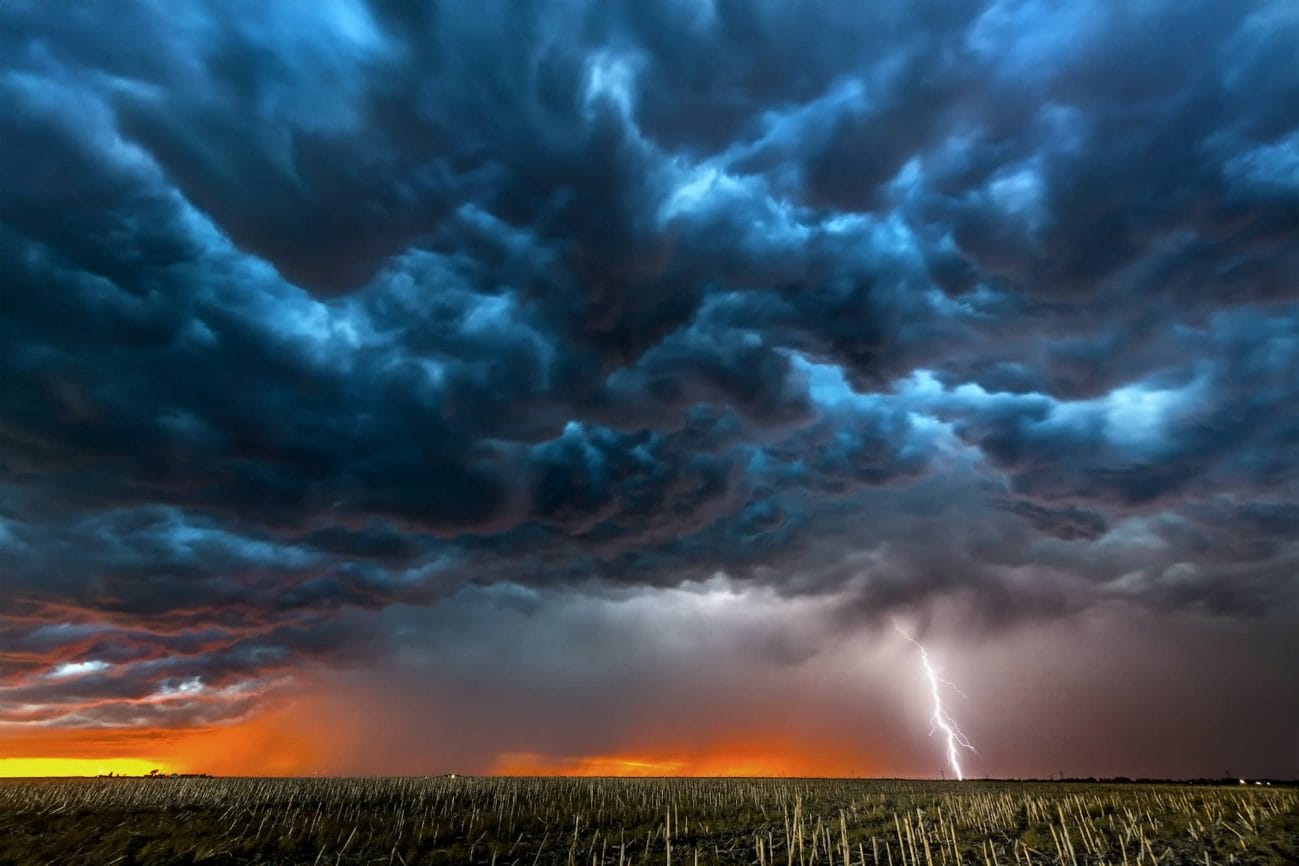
[{"left": 2, "top": 0, "right": 1298, "bottom": 753}]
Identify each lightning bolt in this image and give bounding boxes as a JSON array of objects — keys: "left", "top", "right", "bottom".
[{"left": 893, "top": 621, "right": 976, "bottom": 781}]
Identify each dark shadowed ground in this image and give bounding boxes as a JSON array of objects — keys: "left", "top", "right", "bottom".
[{"left": 1, "top": 776, "right": 1295, "bottom": 865}]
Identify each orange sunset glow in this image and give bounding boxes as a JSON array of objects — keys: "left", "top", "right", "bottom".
[
  {"left": 0, "top": 693, "right": 347, "bottom": 777},
  {"left": 2, "top": 716, "right": 882, "bottom": 778},
  {"left": 491, "top": 738, "right": 881, "bottom": 778},
  {"left": 1, "top": 670, "right": 894, "bottom": 778}
]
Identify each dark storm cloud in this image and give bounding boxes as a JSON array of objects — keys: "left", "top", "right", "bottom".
[
  {"left": 937, "top": 306, "right": 1299, "bottom": 511},
  {"left": 2, "top": 0, "right": 1298, "bottom": 729}
]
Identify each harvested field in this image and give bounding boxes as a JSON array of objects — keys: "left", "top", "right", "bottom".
[{"left": 0, "top": 777, "right": 1294, "bottom": 865}]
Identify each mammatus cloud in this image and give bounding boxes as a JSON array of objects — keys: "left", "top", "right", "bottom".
[{"left": 1, "top": 0, "right": 1297, "bottom": 775}]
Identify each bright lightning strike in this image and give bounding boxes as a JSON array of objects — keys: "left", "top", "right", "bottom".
[{"left": 893, "top": 621, "right": 977, "bottom": 781}]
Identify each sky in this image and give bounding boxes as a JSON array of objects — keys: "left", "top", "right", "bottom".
[{"left": 2, "top": 0, "right": 1298, "bottom": 780}]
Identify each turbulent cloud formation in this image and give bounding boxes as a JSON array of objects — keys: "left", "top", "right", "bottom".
[{"left": 2, "top": 0, "right": 1297, "bottom": 776}]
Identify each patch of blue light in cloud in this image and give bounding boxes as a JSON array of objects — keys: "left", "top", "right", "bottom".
[
  {"left": 988, "top": 163, "right": 1047, "bottom": 230},
  {"left": 659, "top": 165, "right": 739, "bottom": 223},
  {"left": 146, "top": 510, "right": 318, "bottom": 568},
  {"left": 47, "top": 661, "right": 110, "bottom": 679},
  {"left": 967, "top": 0, "right": 1102, "bottom": 80},
  {"left": 584, "top": 52, "right": 640, "bottom": 121},
  {"left": 1224, "top": 131, "right": 1299, "bottom": 191}
]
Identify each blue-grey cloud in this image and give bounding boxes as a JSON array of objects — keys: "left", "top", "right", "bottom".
[{"left": 2, "top": 0, "right": 1297, "bottom": 738}]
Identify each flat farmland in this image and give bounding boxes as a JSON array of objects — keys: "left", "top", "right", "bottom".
[{"left": 0, "top": 777, "right": 1294, "bottom": 865}]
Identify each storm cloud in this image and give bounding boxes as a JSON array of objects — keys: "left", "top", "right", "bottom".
[{"left": 2, "top": 0, "right": 1297, "bottom": 775}]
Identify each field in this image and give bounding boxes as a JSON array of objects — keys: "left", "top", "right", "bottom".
[{"left": 0, "top": 777, "right": 1294, "bottom": 865}]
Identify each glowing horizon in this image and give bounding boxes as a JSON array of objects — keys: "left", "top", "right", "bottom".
[
  {"left": 0, "top": 758, "right": 175, "bottom": 779},
  {"left": 1, "top": 717, "right": 892, "bottom": 779}
]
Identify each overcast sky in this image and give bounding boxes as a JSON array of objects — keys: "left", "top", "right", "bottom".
[{"left": 2, "top": 0, "right": 1298, "bottom": 779}]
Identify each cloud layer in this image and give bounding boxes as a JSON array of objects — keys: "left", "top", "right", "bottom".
[{"left": 2, "top": 0, "right": 1297, "bottom": 774}]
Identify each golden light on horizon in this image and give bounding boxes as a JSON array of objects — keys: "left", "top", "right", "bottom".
[
  {"left": 0, "top": 697, "right": 888, "bottom": 777},
  {"left": 0, "top": 757, "right": 174, "bottom": 778},
  {"left": 0, "top": 693, "right": 347, "bottom": 779},
  {"left": 490, "top": 737, "right": 880, "bottom": 778}
]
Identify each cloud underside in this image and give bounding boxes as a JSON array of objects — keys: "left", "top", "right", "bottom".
[{"left": 1, "top": 0, "right": 1298, "bottom": 733}]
